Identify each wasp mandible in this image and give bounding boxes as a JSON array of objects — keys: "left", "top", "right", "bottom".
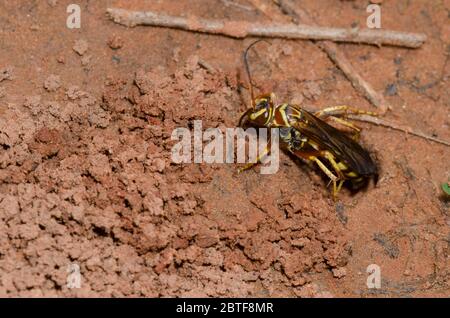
[{"left": 238, "top": 40, "right": 379, "bottom": 198}]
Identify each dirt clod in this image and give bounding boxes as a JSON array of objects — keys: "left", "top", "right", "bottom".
[
  {"left": 107, "top": 35, "right": 124, "bottom": 50},
  {"left": 73, "top": 39, "right": 89, "bottom": 56},
  {"left": 43, "top": 75, "right": 61, "bottom": 92}
]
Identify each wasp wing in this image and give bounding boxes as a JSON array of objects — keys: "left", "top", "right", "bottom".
[{"left": 291, "top": 109, "right": 377, "bottom": 176}]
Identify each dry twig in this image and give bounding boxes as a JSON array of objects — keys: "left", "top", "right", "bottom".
[
  {"left": 106, "top": 8, "right": 426, "bottom": 48},
  {"left": 106, "top": 6, "right": 446, "bottom": 147},
  {"left": 349, "top": 114, "right": 450, "bottom": 147},
  {"left": 318, "top": 41, "right": 389, "bottom": 113},
  {"left": 274, "top": 0, "right": 389, "bottom": 113},
  {"left": 220, "top": 0, "right": 253, "bottom": 12}
]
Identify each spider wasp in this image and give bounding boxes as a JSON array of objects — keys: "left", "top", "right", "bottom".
[{"left": 238, "top": 40, "right": 378, "bottom": 198}]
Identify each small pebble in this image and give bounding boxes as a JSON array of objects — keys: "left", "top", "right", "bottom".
[{"left": 73, "top": 39, "right": 88, "bottom": 56}]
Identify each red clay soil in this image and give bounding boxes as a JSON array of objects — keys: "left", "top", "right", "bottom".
[{"left": 0, "top": 0, "right": 448, "bottom": 297}]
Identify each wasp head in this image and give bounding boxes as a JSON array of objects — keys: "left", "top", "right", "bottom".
[{"left": 238, "top": 93, "right": 275, "bottom": 128}]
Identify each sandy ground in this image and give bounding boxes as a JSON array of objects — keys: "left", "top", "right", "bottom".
[{"left": 0, "top": 0, "right": 448, "bottom": 297}]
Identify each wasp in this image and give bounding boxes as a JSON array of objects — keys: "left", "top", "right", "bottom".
[{"left": 238, "top": 40, "right": 378, "bottom": 198}]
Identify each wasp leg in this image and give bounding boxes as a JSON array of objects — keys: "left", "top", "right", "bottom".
[
  {"left": 321, "top": 151, "right": 346, "bottom": 198},
  {"left": 237, "top": 143, "right": 271, "bottom": 173},
  {"left": 291, "top": 150, "right": 341, "bottom": 198},
  {"left": 315, "top": 106, "right": 377, "bottom": 141},
  {"left": 328, "top": 116, "right": 362, "bottom": 141},
  {"left": 320, "top": 116, "right": 362, "bottom": 141},
  {"left": 314, "top": 105, "right": 378, "bottom": 119}
]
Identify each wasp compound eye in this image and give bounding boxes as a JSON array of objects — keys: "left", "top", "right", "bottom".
[{"left": 255, "top": 99, "right": 269, "bottom": 110}]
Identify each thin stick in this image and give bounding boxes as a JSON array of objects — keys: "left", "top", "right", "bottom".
[
  {"left": 349, "top": 114, "right": 450, "bottom": 147},
  {"left": 220, "top": 0, "right": 253, "bottom": 12},
  {"left": 106, "top": 8, "right": 427, "bottom": 48},
  {"left": 274, "top": 1, "right": 448, "bottom": 147},
  {"left": 318, "top": 41, "right": 389, "bottom": 113},
  {"left": 274, "top": 0, "right": 389, "bottom": 113}
]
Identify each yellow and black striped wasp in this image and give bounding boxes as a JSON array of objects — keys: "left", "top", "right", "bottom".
[{"left": 238, "top": 40, "right": 378, "bottom": 198}]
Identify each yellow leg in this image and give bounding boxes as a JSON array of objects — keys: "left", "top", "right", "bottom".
[
  {"left": 328, "top": 116, "right": 361, "bottom": 133},
  {"left": 312, "top": 157, "right": 337, "bottom": 182},
  {"left": 237, "top": 144, "right": 270, "bottom": 173},
  {"left": 315, "top": 105, "right": 377, "bottom": 141},
  {"left": 329, "top": 117, "right": 361, "bottom": 141},
  {"left": 336, "top": 179, "right": 345, "bottom": 194},
  {"left": 322, "top": 152, "right": 344, "bottom": 178},
  {"left": 291, "top": 150, "right": 345, "bottom": 199},
  {"left": 314, "top": 105, "right": 378, "bottom": 119},
  {"left": 312, "top": 157, "right": 342, "bottom": 198},
  {"left": 321, "top": 152, "right": 347, "bottom": 198}
]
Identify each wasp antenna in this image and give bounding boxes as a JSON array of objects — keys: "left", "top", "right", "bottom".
[{"left": 243, "top": 39, "right": 269, "bottom": 109}]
